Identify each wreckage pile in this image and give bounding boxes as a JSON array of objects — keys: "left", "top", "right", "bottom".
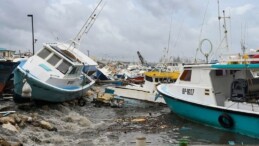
[{"left": 0, "top": 102, "right": 63, "bottom": 145}]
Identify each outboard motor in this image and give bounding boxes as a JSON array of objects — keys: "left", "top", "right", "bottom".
[{"left": 230, "top": 79, "right": 248, "bottom": 102}]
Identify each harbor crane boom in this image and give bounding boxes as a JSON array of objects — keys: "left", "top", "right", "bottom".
[{"left": 137, "top": 51, "right": 148, "bottom": 66}]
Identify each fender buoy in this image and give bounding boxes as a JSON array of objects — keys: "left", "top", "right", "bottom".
[{"left": 218, "top": 113, "right": 234, "bottom": 128}]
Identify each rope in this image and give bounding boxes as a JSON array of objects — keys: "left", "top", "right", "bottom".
[{"left": 194, "top": 0, "right": 210, "bottom": 63}]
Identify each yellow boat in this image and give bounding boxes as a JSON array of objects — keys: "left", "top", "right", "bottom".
[
  {"left": 144, "top": 71, "right": 180, "bottom": 83},
  {"left": 107, "top": 66, "right": 182, "bottom": 104}
]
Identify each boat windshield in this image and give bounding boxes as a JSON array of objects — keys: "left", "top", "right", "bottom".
[
  {"left": 68, "top": 66, "right": 82, "bottom": 75},
  {"left": 57, "top": 60, "right": 71, "bottom": 74},
  {"left": 50, "top": 46, "right": 77, "bottom": 62},
  {"left": 180, "top": 69, "right": 192, "bottom": 81},
  {"left": 38, "top": 47, "right": 80, "bottom": 75},
  {"left": 38, "top": 48, "right": 51, "bottom": 59},
  {"left": 47, "top": 54, "right": 61, "bottom": 66},
  {"left": 145, "top": 75, "right": 153, "bottom": 82}
]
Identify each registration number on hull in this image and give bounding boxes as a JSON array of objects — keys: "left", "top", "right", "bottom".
[{"left": 182, "top": 88, "right": 194, "bottom": 95}]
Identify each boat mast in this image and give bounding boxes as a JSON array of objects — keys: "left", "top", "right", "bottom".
[
  {"left": 240, "top": 22, "right": 247, "bottom": 55},
  {"left": 68, "top": 0, "right": 104, "bottom": 49},
  {"left": 217, "top": 0, "right": 221, "bottom": 41},
  {"left": 218, "top": 0, "right": 230, "bottom": 51},
  {"left": 194, "top": 1, "right": 209, "bottom": 64},
  {"left": 167, "top": 16, "right": 173, "bottom": 65},
  {"left": 222, "top": 10, "right": 230, "bottom": 51}
]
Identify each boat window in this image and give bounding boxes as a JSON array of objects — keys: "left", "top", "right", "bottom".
[
  {"left": 57, "top": 60, "right": 71, "bottom": 74},
  {"left": 38, "top": 48, "right": 51, "bottom": 59},
  {"left": 69, "top": 66, "right": 79, "bottom": 74},
  {"left": 47, "top": 54, "right": 61, "bottom": 66},
  {"left": 155, "top": 78, "right": 159, "bottom": 82},
  {"left": 145, "top": 76, "right": 153, "bottom": 82},
  {"left": 215, "top": 70, "right": 227, "bottom": 76},
  {"left": 50, "top": 46, "right": 77, "bottom": 62},
  {"left": 180, "top": 70, "right": 192, "bottom": 81},
  {"left": 160, "top": 78, "right": 169, "bottom": 83}
]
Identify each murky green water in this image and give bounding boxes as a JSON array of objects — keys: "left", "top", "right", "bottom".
[{"left": 0, "top": 87, "right": 259, "bottom": 145}]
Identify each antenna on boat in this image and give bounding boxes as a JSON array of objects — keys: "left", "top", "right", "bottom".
[
  {"left": 167, "top": 16, "right": 173, "bottom": 60},
  {"left": 194, "top": 1, "right": 209, "bottom": 64},
  {"left": 218, "top": 0, "right": 230, "bottom": 52},
  {"left": 68, "top": 0, "right": 104, "bottom": 49},
  {"left": 199, "top": 39, "right": 213, "bottom": 63},
  {"left": 240, "top": 22, "right": 247, "bottom": 55},
  {"left": 210, "top": 1, "right": 231, "bottom": 60},
  {"left": 217, "top": 0, "right": 221, "bottom": 41},
  {"left": 222, "top": 10, "right": 230, "bottom": 51}
]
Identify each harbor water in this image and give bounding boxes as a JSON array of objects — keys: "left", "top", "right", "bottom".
[{"left": 0, "top": 86, "right": 259, "bottom": 145}]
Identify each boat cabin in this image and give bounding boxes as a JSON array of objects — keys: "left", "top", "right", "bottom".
[
  {"left": 177, "top": 64, "right": 259, "bottom": 106},
  {"left": 0, "top": 48, "right": 15, "bottom": 61},
  {"left": 36, "top": 44, "right": 83, "bottom": 77},
  {"left": 144, "top": 71, "right": 179, "bottom": 84}
]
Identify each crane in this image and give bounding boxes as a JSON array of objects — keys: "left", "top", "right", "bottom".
[{"left": 137, "top": 51, "right": 148, "bottom": 66}]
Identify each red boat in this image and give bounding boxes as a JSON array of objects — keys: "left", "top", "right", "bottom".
[
  {"left": 0, "top": 61, "right": 19, "bottom": 95},
  {"left": 127, "top": 76, "right": 144, "bottom": 84}
]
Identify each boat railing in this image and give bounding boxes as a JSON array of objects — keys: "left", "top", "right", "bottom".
[{"left": 219, "top": 53, "right": 259, "bottom": 64}]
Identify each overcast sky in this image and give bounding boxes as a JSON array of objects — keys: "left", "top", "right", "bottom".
[{"left": 0, "top": 0, "right": 258, "bottom": 62}]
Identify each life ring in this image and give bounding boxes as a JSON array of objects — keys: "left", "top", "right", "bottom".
[{"left": 218, "top": 113, "right": 234, "bottom": 128}]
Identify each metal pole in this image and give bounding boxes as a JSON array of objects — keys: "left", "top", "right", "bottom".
[{"left": 27, "top": 14, "right": 35, "bottom": 55}]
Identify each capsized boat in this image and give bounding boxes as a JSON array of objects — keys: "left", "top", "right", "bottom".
[
  {"left": 95, "top": 65, "right": 115, "bottom": 80},
  {"left": 157, "top": 54, "right": 259, "bottom": 138},
  {"left": 108, "top": 67, "right": 180, "bottom": 104},
  {"left": 13, "top": 43, "right": 95, "bottom": 103},
  {"left": 13, "top": 1, "right": 104, "bottom": 103}
]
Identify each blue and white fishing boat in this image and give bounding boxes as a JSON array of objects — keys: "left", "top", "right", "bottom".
[
  {"left": 13, "top": 1, "right": 104, "bottom": 103},
  {"left": 157, "top": 53, "right": 259, "bottom": 138},
  {"left": 13, "top": 43, "right": 95, "bottom": 103}
]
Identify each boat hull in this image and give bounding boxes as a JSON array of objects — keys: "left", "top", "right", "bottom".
[
  {"left": 109, "top": 86, "right": 165, "bottom": 104},
  {"left": 0, "top": 61, "right": 19, "bottom": 94},
  {"left": 126, "top": 76, "right": 144, "bottom": 84},
  {"left": 95, "top": 70, "right": 111, "bottom": 80},
  {"left": 83, "top": 65, "right": 97, "bottom": 76},
  {"left": 13, "top": 66, "right": 94, "bottom": 103},
  {"left": 158, "top": 85, "right": 259, "bottom": 138}
]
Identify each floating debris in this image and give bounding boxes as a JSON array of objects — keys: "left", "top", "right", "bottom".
[
  {"left": 228, "top": 141, "right": 235, "bottom": 145},
  {"left": 0, "top": 111, "right": 16, "bottom": 117}
]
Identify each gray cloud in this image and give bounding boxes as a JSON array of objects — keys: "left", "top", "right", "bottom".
[{"left": 0, "top": 0, "right": 258, "bottom": 62}]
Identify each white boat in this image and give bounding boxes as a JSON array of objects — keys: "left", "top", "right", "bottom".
[
  {"left": 108, "top": 68, "right": 180, "bottom": 104},
  {"left": 95, "top": 65, "right": 115, "bottom": 80},
  {"left": 157, "top": 54, "right": 259, "bottom": 138},
  {"left": 13, "top": 43, "right": 95, "bottom": 103},
  {"left": 13, "top": 1, "right": 104, "bottom": 103},
  {"left": 157, "top": 4, "right": 259, "bottom": 137}
]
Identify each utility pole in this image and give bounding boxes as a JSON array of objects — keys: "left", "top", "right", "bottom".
[{"left": 27, "top": 14, "right": 35, "bottom": 55}]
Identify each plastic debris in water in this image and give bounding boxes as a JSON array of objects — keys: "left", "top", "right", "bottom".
[
  {"left": 228, "top": 141, "right": 235, "bottom": 145},
  {"left": 179, "top": 138, "right": 188, "bottom": 146},
  {"left": 180, "top": 126, "right": 191, "bottom": 131}
]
